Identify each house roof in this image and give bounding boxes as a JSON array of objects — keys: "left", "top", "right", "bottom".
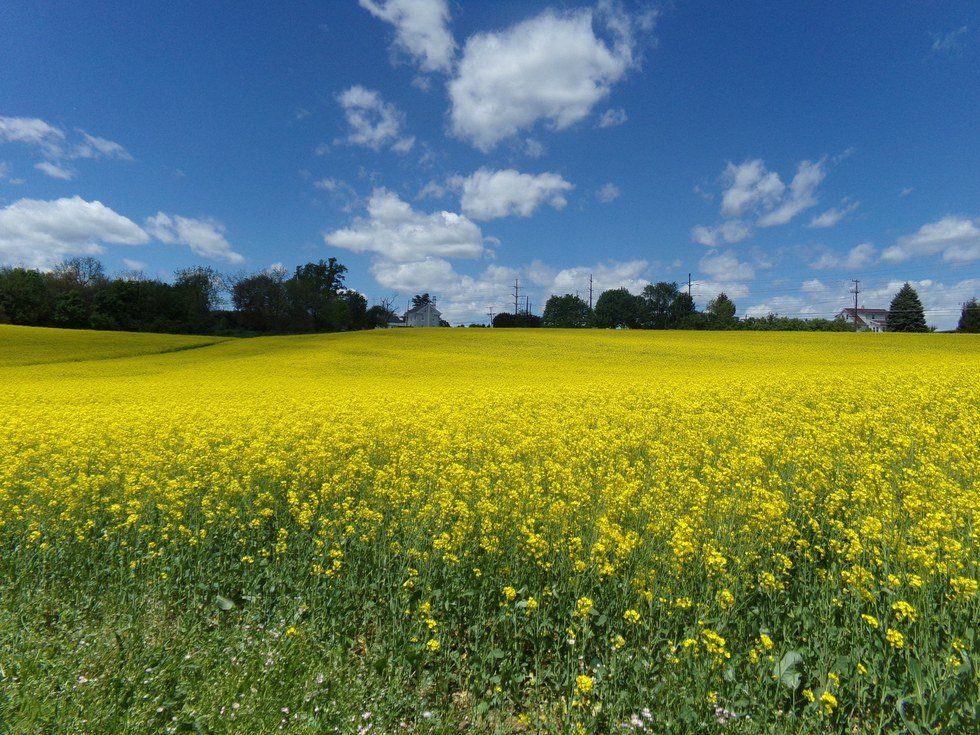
[{"left": 405, "top": 301, "right": 441, "bottom": 316}]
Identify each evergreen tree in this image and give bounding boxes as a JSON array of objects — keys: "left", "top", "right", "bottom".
[
  {"left": 707, "top": 292, "right": 737, "bottom": 327},
  {"left": 957, "top": 297, "right": 980, "bottom": 333},
  {"left": 887, "top": 282, "right": 927, "bottom": 332}
]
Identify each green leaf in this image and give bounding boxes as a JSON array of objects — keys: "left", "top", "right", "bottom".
[
  {"left": 773, "top": 651, "right": 804, "bottom": 691},
  {"left": 214, "top": 595, "right": 235, "bottom": 611}
]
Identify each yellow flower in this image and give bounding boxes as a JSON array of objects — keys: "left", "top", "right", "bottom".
[
  {"left": 820, "top": 690, "right": 838, "bottom": 714},
  {"left": 891, "top": 600, "right": 916, "bottom": 622},
  {"left": 425, "top": 638, "right": 440, "bottom": 653},
  {"left": 285, "top": 626, "right": 299, "bottom": 638},
  {"left": 502, "top": 586, "right": 517, "bottom": 602},
  {"left": 885, "top": 628, "right": 905, "bottom": 649},
  {"left": 861, "top": 614, "right": 879, "bottom": 629},
  {"left": 758, "top": 633, "right": 774, "bottom": 650},
  {"left": 623, "top": 609, "right": 641, "bottom": 624},
  {"left": 574, "top": 596, "right": 593, "bottom": 618},
  {"left": 574, "top": 675, "right": 594, "bottom": 696}
]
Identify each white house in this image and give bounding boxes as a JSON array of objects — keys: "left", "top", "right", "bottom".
[
  {"left": 836, "top": 308, "right": 888, "bottom": 332},
  {"left": 403, "top": 301, "right": 442, "bottom": 327}
]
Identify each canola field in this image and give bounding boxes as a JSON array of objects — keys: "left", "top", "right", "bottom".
[{"left": 0, "top": 325, "right": 978, "bottom": 734}]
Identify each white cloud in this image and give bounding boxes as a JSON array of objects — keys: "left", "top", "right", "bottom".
[
  {"left": 448, "top": 3, "right": 652, "bottom": 150},
  {"left": 73, "top": 132, "right": 133, "bottom": 161},
  {"left": 0, "top": 195, "right": 148, "bottom": 269},
  {"left": 699, "top": 249, "right": 755, "bottom": 281},
  {"left": 809, "top": 242, "right": 876, "bottom": 270},
  {"left": 931, "top": 27, "right": 968, "bottom": 54},
  {"left": 145, "top": 213, "right": 244, "bottom": 264},
  {"left": 34, "top": 161, "right": 75, "bottom": 180},
  {"left": 0, "top": 116, "right": 65, "bottom": 155},
  {"left": 454, "top": 168, "right": 573, "bottom": 220},
  {"left": 336, "top": 86, "right": 414, "bottom": 152},
  {"left": 900, "top": 187, "right": 914, "bottom": 197},
  {"left": 359, "top": 0, "right": 455, "bottom": 73},
  {"left": 530, "top": 258, "right": 649, "bottom": 296},
  {"left": 808, "top": 200, "right": 858, "bottom": 228},
  {"left": 882, "top": 216, "right": 980, "bottom": 264},
  {"left": 598, "top": 107, "right": 628, "bottom": 128},
  {"left": 0, "top": 161, "right": 8, "bottom": 180},
  {"left": 690, "top": 219, "right": 751, "bottom": 247},
  {"left": 524, "top": 138, "right": 546, "bottom": 158},
  {"left": 690, "top": 280, "right": 750, "bottom": 303},
  {"left": 757, "top": 159, "right": 825, "bottom": 227},
  {"left": 720, "top": 159, "right": 785, "bottom": 217},
  {"left": 801, "top": 278, "right": 827, "bottom": 293},
  {"left": 596, "top": 182, "right": 621, "bottom": 203},
  {"left": 122, "top": 258, "right": 147, "bottom": 271},
  {"left": 711, "top": 158, "right": 827, "bottom": 231},
  {"left": 325, "top": 188, "right": 485, "bottom": 262}
]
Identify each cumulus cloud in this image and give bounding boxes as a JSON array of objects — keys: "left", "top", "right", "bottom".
[
  {"left": 528, "top": 258, "right": 649, "bottom": 296},
  {"left": 801, "top": 278, "right": 827, "bottom": 293},
  {"left": 448, "top": 3, "right": 653, "bottom": 150},
  {"left": 596, "top": 182, "right": 621, "bottom": 203},
  {"left": 808, "top": 200, "right": 858, "bottom": 228},
  {"left": 145, "top": 213, "right": 244, "bottom": 264},
  {"left": 720, "top": 159, "right": 785, "bottom": 217},
  {"left": 34, "top": 161, "right": 75, "bottom": 180},
  {"left": 690, "top": 219, "right": 751, "bottom": 247},
  {"left": 453, "top": 168, "right": 574, "bottom": 220},
  {"left": 881, "top": 216, "right": 980, "bottom": 264},
  {"left": 699, "top": 249, "right": 755, "bottom": 281},
  {"left": 325, "top": 188, "right": 485, "bottom": 262},
  {"left": 598, "top": 107, "right": 628, "bottom": 128},
  {"left": 0, "top": 195, "right": 148, "bottom": 268},
  {"left": 696, "top": 158, "right": 829, "bottom": 240},
  {"left": 336, "top": 86, "right": 415, "bottom": 152},
  {"left": 359, "top": 0, "right": 455, "bottom": 73},
  {"left": 756, "top": 159, "right": 825, "bottom": 227},
  {"left": 809, "top": 242, "right": 876, "bottom": 270}
]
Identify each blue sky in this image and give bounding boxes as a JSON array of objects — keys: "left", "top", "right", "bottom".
[{"left": 1, "top": 1, "right": 978, "bottom": 327}]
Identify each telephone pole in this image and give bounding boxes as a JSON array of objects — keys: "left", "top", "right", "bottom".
[
  {"left": 850, "top": 279, "right": 860, "bottom": 332},
  {"left": 525, "top": 295, "right": 530, "bottom": 315},
  {"left": 588, "top": 274, "right": 594, "bottom": 310},
  {"left": 513, "top": 277, "right": 520, "bottom": 316},
  {"left": 687, "top": 273, "right": 692, "bottom": 298},
  {"left": 486, "top": 306, "right": 495, "bottom": 326}
]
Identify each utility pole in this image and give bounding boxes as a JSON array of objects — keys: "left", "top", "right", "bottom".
[
  {"left": 513, "top": 277, "right": 520, "bottom": 316},
  {"left": 687, "top": 273, "right": 692, "bottom": 298},
  {"left": 525, "top": 295, "right": 530, "bottom": 315},
  {"left": 486, "top": 306, "right": 495, "bottom": 326},
  {"left": 588, "top": 274, "right": 594, "bottom": 310},
  {"left": 850, "top": 279, "right": 860, "bottom": 332}
]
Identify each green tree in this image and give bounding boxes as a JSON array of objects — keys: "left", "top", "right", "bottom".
[
  {"left": 232, "top": 272, "right": 291, "bottom": 332},
  {"left": 670, "top": 292, "right": 696, "bottom": 326},
  {"left": 887, "top": 282, "right": 927, "bottom": 332},
  {"left": 287, "top": 258, "right": 348, "bottom": 331},
  {"left": 957, "top": 297, "right": 980, "bottom": 333},
  {"left": 542, "top": 293, "right": 590, "bottom": 327},
  {"left": 411, "top": 293, "right": 432, "bottom": 309},
  {"left": 593, "top": 288, "right": 644, "bottom": 328},
  {"left": 0, "top": 267, "right": 52, "bottom": 325},
  {"left": 640, "top": 281, "right": 680, "bottom": 329},
  {"left": 707, "top": 292, "right": 737, "bottom": 327}
]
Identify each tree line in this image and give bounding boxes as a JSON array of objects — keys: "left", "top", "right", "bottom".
[
  {"left": 2, "top": 259, "right": 977, "bottom": 334},
  {"left": 0, "top": 257, "right": 396, "bottom": 335}
]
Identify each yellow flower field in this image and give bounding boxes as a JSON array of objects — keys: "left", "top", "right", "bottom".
[{"left": 0, "top": 325, "right": 977, "bottom": 733}]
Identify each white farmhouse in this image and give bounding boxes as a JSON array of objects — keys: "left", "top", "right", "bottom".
[
  {"left": 836, "top": 308, "right": 888, "bottom": 332},
  {"left": 403, "top": 301, "right": 442, "bottom": 327}
]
